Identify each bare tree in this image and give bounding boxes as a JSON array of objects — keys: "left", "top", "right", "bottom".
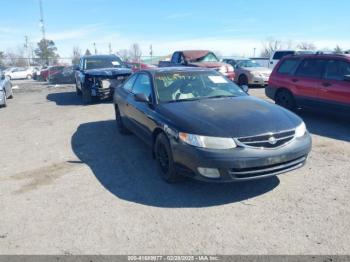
[
  {"left": 297, "top": 42, "right": 316, "bottom": 50},
  {"left": 117, "top": 49, "right": 130, "bottom": 61},
  {"left": 72, "top": 46, "right": 81, "bottom": 65},
  {"left": 4, "top": 47, "right": 28, "bottom": 67},
  {"left": 129, "top": 43, "right": 142, "bottom": 62},
  {"left": 260, "top": 38, "right": 283, "bottom": 58},
  {"left": 334, "top": 45, "right": 343, "bottom": 54},
  {"left": 0, "top": 51, "right": 5, "bottom": 67}
]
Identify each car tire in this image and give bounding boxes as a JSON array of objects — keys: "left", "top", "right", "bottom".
[
  {"left": 1, "top": 93, "right": 7, "bottom": 107},
  {"left": 238, "top": 75, "right": 248, "bottom": 86},
  {"left": 82, "top": 87, "right": 92, "bottom": 104},
  {"left": 275, "top": 89, "right": 296, "bottom": 111},
  {"left": 27, "top": 74, "right": 32, "bottom": 80},
  {"left": 155, "top": 133, "right": 180, "bottom": 183},
  {"left": 76, "top": 82, "right": 82, "bottom": 96},
  {"left": 114, "top": 105, "right": 131, "bottom": 134}
]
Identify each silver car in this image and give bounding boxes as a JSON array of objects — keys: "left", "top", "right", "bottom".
[{"left": 0, "top": 71, "right": 13, "bottom": 107}]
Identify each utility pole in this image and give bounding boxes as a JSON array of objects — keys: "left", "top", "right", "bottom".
[
  {"left": 93, "top": 42, "right": 97, "bottom": 54},
  {"left": 108, "top": 43, "right": 112, "bottom": 54},
  {"left": 24, "top": 36, "right": 30, "bottom": 66},
  {"left": 38, "top": 0, "right": 48, "bottom": 65},
  {"left": 149, "top": 44, "right": 153, "bottom": 64}
]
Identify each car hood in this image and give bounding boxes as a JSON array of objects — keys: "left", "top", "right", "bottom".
[
  {"left": 84, "top": 68, "right": 132, "bottom": 77},
  {"left": 156, "top": 96, "right": 302, "bottom": 138}
]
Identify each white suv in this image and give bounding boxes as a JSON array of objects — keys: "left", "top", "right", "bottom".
[{"left": 5, "top": 67, "right": 34, "bottom": 80}]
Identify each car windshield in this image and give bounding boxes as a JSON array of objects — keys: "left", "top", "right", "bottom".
[
  {"left": 237, "top": 60, "right": 262, "bottom": 68},
  {"left": 84, "top": 56, "right": 124, "bottom": 70},
  {"left": 154, "top": 71, "right": 247, "bottom": 103},
  {"left": 192, "top": 53, "right": 219, "bottom": 62}
]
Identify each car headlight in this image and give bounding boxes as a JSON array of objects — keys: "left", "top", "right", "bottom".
[
  {"left": 295, "top": 122, "right": 307, "bottom": 137},
  {"left": 219, "top": 65, "right": 227, "bottom": 74},
  {"left": 251, "top": 71, "right": 262, "bottom": 77},
  {"left": 179, "top": 132, "right": 237, "bottom": 149}
]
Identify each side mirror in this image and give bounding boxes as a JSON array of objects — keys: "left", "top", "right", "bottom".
[
  {"left": 134, "top": 93, "right": 149, "bottom": 103},
  {"left": 344, "top": 75, "right": 350, "bottom": 82},
  {"left": 0, "top": 74, "right": 5, "bottom": 80},
  {"left": 241, "top": 85, "right": 249, "bottom": 93}
]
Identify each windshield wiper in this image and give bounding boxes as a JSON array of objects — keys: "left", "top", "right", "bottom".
[
  {"left": 166, "top": 97, "right": 202, "bottom": 103},
  {"left": 204, "top": 95, "right": 237, "bottom": 99}
]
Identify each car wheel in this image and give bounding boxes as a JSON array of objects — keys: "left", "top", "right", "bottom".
[
  {"left": 275, "top": 89, "right": 296, "bottom": 111},
  {"left": 27, "top": 74, "right": 32, "bottom": 80},
  {"left": 82, "top": 87, "right": 92, "bottom": 104},
  {"left": 1, "top": 93, "right": 7, "bottom": 107},
  {"left": 238, "top": 75, "right": 248, "bottom": 86},
  {"left": 76, "top": 82, "right": 82, "bottom": 96},
  {"left": 114, "top": 105, "right": 131, "bottom": 134},
  {"left": 155, "top": 133, "right": 180, "bottom": 183}
]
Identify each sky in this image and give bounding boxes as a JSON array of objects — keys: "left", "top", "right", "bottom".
[{"left": 1, "top": 0, "right": 350, "bottom": 59}]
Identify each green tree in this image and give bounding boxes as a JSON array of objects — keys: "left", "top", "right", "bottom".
[
  {"left": 35, "top": 39, "right": 59, "bottom": 65},
  {"left": 84, "top": 49, "right": 92, "bottom": 56}
]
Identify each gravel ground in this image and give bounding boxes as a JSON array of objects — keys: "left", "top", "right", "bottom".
[{"left": 0, "top": 80, "right": 349, "bottom": 255}]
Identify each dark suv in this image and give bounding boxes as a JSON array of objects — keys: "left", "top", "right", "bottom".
[{"left": 266, "top": 54, "right": 350, "bottom": 112}]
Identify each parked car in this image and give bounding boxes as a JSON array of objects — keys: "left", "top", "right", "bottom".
[
  {"left": 266, "top": 53, "right": 350, "bottom": 112},
  {"left": 159, "top": 50, "right": 235, "bottom": 81},
  {"left": 113, "top": 67, "right": 311, "bottom": 183},
  {"left": 75, "top": 54, "right": 132, "bottom": 104},
  {"left": 268, "top": 50, "right": 317, "bottom": 69},
  {"left": 223, "top": 58, "right": 271, "bottom": 87},
  {"left": 5, "top": 67, "right": 34, "bottom": 80},
  {"left": 126, "top": 62, "right": 157, "bottom": 72},
  {"left": 39, "top": 66, "right": 66, "bottom": 81},
  {"left": 0, "top": 71, "right": 13, "bottom": 107},
  {"left": 48, "top": 66, "right": 76, "bottom": 84}
]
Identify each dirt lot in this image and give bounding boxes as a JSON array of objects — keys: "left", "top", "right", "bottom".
[{"left": 0, "top": 80, "right": 349, "bottom": 255}]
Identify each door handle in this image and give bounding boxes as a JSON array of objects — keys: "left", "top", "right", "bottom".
[
  {"left": 322, "top": 82, "right": 332, "bottom": 87},
  {"left": 291, "top": 79, "right": 299, "bottom": 83}
]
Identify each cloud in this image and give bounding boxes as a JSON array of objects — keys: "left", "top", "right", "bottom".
[{"left": 46, "top": 24, "right": 103, "bottom": 41}]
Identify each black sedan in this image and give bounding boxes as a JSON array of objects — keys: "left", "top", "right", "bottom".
[{"left": 113, "top": 67, "right": 312, "bottom": 183}]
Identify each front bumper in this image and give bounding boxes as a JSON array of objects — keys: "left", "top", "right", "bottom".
[
  {"left": 170, "top": 134, "right": 312, "bottom": 182},
  {"left": 265, "top": 85, "right": 277, "bottom": 100},
  {"left": 249, "top": 76, "right": 269, "bottom": 86}
]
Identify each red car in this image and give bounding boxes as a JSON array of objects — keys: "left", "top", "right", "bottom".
[
  {"left": 266, "top": 53, "right": 350, "bottom": 112},
  {"left": 39, "top": 66, "right": 65, "bottom": 81},
  {"left": 126, "top": 62, "right": 156, "bottom": 73}
]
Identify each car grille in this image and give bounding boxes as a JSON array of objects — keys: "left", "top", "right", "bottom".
[
  {"left": 229, "top": 156, "right": 306, "bottom": 179},
  {"left": 236, "top": 130, "right": 295, "bottom": 149}
]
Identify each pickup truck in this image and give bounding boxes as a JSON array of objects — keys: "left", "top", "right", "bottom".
[
  {"left": 159, "top": 50, "right": 235, "bottom": 81},
  {"left": 75, "top": 55, "right": 132, "bottom": 104}
]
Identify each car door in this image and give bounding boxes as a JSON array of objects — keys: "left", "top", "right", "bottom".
[
  {"left": 127, "top": 73, "right": 155, "bottom": 145},
  {"left": 320, "top": 58, "right": 350, "bottom": 108},
  {"left": 292, "top": 58, "right": 327, "bottom": 106},
  {"left": 116, "top": 74, "right": 139, "bottom": 130}
]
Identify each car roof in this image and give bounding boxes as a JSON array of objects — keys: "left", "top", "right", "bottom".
[
  {"left": 283, "top": 53, "right": 350, "bottom": 60},
  {"left": 137, "top": 66, "right": 217, "bottom": 75},
  {"left": 82, "top": 54, "right": 119, "bottom": 59}
]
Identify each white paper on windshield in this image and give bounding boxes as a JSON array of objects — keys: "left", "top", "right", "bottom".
[
  {"left": 208, "top": 76, "right": 228, "bottom": 84},
  {"left": 112, "top": 61, "right": 120, "bottom": 66}
]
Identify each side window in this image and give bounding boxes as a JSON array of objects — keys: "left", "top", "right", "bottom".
[
  {"left": 324, "top": 60, "right": 350, "bottom": 81},
  {"left": 180, "top": 55, "right": 185, "bottom": 64},
  {"left": 123, "top": 74, "right": 138, "bottom": 92},
  {"left": 277, "top": 59, "right": 300, "bottom": 75},
  {"left": 273, "top": 51, "right": 295, "bottom": 60},
  {"left": 295, "top": 59, "right": 326, "bottom": 79},
  {"left": 172, "top": 52, "right": 180, "bottom": 63},
  {"left": 132, "top": 74, "right": 152, "bottom": 99}
]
